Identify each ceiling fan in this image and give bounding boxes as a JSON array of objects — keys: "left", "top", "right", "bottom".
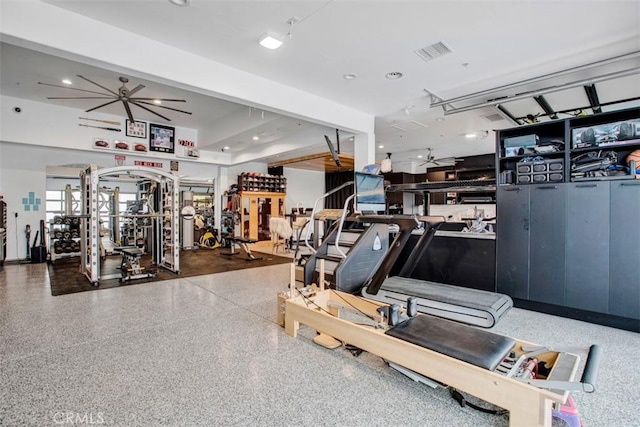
[
  {"left": 38, "top": 75, "right": 192, "bottom": 122},
  {"left": 417, "top": 148, "right": 463, "bottom": 167}
]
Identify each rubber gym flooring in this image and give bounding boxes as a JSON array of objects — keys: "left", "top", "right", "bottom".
[{"left": 47, "top": 247, "right": 292, "bottom": 296}]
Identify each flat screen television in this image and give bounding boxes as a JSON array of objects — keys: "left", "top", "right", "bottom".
[{"left": 355, "top": 172, "right": 386, "bottom": 214}]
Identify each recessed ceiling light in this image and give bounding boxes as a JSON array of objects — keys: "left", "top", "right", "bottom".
[
  {"left": 169, "top": 0, "right": 190, "bottom": 6},
  {"left": 343, "top": 73, "right": 357, "bottom": 80},
  {"left": 465, "top": 132, "right": 477, "bottom": 138},
  {"left": 378, "top": 144, "right": 384, "bottom": 149},
  {"left": 259, "top": 33, "right": 283, "bottom": 50},
  {"left": 385, "top": 72, "right": 403, "bottom": 80},
  {"left": 435, "top": 117, "right": 445, "bottom": 122},
  {"left": 62, "top": 79, "right": 72, "bottom": 85},
  {"left": 223, "top": 146, "right": 230, "bottom": 150},
  {"left": 153, "top": 99, "right": 162, "bottom": 105},
  {"left": 252, "top": 136, "right": 259, "bottom": 141},
  {"left": 417, "top": 155, "right": 423, "bottom": 159}
]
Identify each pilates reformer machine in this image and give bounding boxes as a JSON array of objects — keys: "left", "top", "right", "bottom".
[
  {"left": 284, "top": 278, "right": 601, "bottom": 427},
  {"left": 285, "top": 170, "right": 601, "bottom": 425}
]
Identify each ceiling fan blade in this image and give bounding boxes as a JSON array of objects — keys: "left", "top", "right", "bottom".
[
  {"left": 130, "top": 101, "right": 171, "bottom": 122},
  {"left": 38, "top": 82, "right": 111, "bottom": 96},
  {"left": 127, "top": 84, "right": 146, "bottom": 97},
  {"left": 77, "top": 74, "right": 119, "bottom": 96},
  {"left": 133, "top": 100, "right": 193, "bottom": 115},
  {"left": 133, "top": 98, "right": 186, "bottom": 103},
  {"left": 122, "top": 101, "right": 135, "bottom": 122},
  {"left": 85, "top": 99, "right": 119, "bottom": 113},
  {"left": 47, "top": 96, "right": 114, "bottom": 100}
]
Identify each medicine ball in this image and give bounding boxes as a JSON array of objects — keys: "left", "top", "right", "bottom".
[{"left": 626, "top": 149, "right": 640, "bottom": 173}]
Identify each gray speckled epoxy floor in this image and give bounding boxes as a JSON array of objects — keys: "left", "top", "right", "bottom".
[{"left": 1, "top": 262, "right": 638, "bottom": 426}]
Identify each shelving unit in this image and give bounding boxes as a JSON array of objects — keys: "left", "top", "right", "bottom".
[
  {"left": 238, "top": 173, "right": 287, "bottom": 193},
  {"left": 495, "top": 107, "right": 640, "bottom": 331},
  {"left": 239, "top": 191, "right": 286, "bottom": 241},
  {"left": 497, "top": 107, "right": 639, "bottom": 186},
  {"left": 50, "top": 215, "right": 81, "bottom": 262}
]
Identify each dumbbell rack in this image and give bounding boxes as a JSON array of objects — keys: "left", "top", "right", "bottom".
[{"left": 50, "top": 215, "right": 81, "bottom": 262}]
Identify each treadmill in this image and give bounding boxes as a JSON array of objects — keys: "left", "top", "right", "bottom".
[{"left": 358, "top": 215, "right": 512, "bottom": 328}]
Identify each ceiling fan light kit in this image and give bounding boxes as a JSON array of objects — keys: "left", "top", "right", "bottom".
[{"left": 38, "top": 75, "right": 192, "bottom": 123}]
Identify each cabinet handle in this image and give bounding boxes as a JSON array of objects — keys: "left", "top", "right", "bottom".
[
  {"left": 575, "top": 184, "right": 597, "bottom": 188},
  {"left": 620, "top": 182, "right": 640, "bottom": 186},
  {"left": 503, "top": 187, "right": 521, "bottom": 192},
  {"left": 536, "top": 185, "right": 558, "bottom": 190}
]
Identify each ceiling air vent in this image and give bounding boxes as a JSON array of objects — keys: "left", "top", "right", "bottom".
[
  {"left": 482, "top": 113, "right": 505, "bottom": 122},
  {"left": 414, "top": 41, "right": 453, "bottom": 62}
]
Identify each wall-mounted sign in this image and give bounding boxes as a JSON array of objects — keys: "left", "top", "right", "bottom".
[
  {"left": 134, "top": 160, "right": 163, "bottom": 168},
  {"left": 170, "top": 161, "right": 179, "bottom": 171},
  {"left": 115, "top": 154, "right": 126, "bottom": 166}
]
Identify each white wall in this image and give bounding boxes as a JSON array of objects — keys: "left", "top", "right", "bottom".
[{"left": 283, "top": 168, "right": 325, "bottom": 213}]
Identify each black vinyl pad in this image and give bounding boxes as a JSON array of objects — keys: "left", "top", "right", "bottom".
[{"left": 385, "top": 315, "right": 516, "bottom": 371}]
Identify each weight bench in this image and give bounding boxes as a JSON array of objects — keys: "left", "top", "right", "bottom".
[
  {"left": 119, "top": 247, "right": 154, "bottom": 282},
  {"left": 284, "top": 288, "right": 601, "bottom": 427},
  {"left": 222, "top": 237, "right": 263, "bottom": 261}
]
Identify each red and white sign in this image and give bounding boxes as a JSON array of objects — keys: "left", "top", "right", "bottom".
[
  {"left": 134, "top": 160, "right": 163, "bottom": 168},
  {"left": 178, "top": 139, "right": 195, "bottom": 147}
]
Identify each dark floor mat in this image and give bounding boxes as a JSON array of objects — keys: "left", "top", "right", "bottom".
[{"left": 48, "top": 248, "right": 292, "bottom": 296}]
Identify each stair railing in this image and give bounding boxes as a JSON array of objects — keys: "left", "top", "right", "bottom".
[{"left": 333, "top": 194, "right": 355, "bottom": 258}]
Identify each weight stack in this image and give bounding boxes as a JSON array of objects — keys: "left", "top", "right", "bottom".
[{"left": 30, "top": 246, "right": 47, "bottom": 263}]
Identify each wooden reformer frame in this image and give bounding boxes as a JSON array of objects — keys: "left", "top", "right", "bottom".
[{"left": 284, "top": 287, "right": 592, "bottom": 427}]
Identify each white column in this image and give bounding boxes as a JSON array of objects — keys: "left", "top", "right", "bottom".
[
  {"left": 353, "top": 132, "right": 376, "bottom": 173},
  {"left": 215, "top": 167, "right": 228, "bottom": 237}
]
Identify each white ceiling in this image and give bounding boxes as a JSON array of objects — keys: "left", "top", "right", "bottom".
[{"left": 1, "top": 0, "right": 639, "bottom": 169}]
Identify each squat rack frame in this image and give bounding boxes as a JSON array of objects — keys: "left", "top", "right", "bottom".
[{"left": 80, "top": 165, "right": 180, "bottom": 285}]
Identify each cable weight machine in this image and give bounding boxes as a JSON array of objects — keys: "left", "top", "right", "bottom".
[{"left": 80, "top": 165, "right": 180, "bottom": 286}]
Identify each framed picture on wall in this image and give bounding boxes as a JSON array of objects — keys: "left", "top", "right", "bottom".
[
  {"left": 149, "top": 123, "right": 175, "bottom": 154},
  {"left": 126, "top": 120, "right": 147, "bottom": 139}
]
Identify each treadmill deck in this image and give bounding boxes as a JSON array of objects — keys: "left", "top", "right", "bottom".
[{"left": 363, "top": 276, "right": 513, "bottom": 328}]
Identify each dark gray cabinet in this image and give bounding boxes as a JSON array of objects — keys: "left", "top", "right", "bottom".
[
  {"left": 566, "top": 182, "right": 610, "bottom": 312},
  {"left": 609, "top": 180, "right": 640, "bottom": 320},
  {"left": 496, "top": 185, "right": 567, "bottom": 305},
  {"left": 496, "top": 186, "right": 530, "bottom": 299},
  {"left": 529, "top": 185, "right": 567, "bottom": 305}
]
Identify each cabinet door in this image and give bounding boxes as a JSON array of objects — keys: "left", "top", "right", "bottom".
[
  {"left": 529, "top": 185, "right": 567, "bottom": 305},
  {"left": 566, "top": 182, "right": 610, "bottom": 313},
  {"left": 496, "top": 186, "right": 530, "bottom": 299},
  {"left": 610, "top": 181, "right": 640, "bottom": 319}
]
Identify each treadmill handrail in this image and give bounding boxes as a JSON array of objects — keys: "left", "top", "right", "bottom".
[
  {"left": 360, "top": 214, "right": 420, "bottom": 295},
  {"left": 334, "top": 194, "right": 356, "bottom": 258},
  {"left": 305, "top": 181, "right": 354, "bottom": 254}
]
